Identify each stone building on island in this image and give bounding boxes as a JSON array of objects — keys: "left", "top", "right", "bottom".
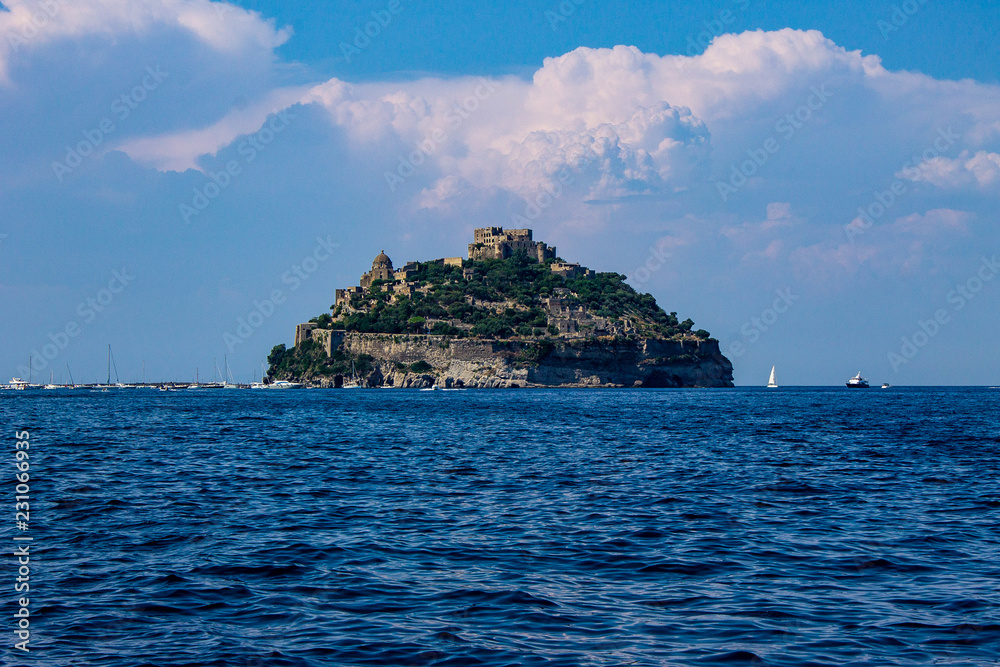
[
  {"left": 468, "top": 227, "right": 556, "bottom": 262},
  {"left": 305, "top": 227, "right": 610, "bottom": 352},
  {"left": 360, "top": 251, "right": 394, "bottom": 289}
]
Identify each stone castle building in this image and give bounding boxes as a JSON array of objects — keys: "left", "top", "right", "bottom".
[
  {"left": 469, "top": 227, "right": 556, "bottom": 262},
  {"left": 311, "top": 228, "right": 603, "bottom": 348},
  {"left": 360, "top": 250, "right": 393, "bottom": 289}
]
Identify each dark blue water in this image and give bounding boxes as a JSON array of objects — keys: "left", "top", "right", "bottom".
[{"left": 3, "top": 388, "right": 999, "bottom": 666}]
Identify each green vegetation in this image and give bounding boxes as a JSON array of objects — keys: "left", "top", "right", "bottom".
[
  {"left": 318, "top": 251, "right": 713, "bottom": 342},
  {"left": 267, "top": 341, "right": 374, "bottom": 381}
]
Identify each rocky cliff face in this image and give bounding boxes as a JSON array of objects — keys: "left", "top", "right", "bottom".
[{"left": 295, "top": 333, "right": 733, "bottom": 388}]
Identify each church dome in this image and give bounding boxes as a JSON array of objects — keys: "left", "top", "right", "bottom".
[{"left": 372, "top": 250, "right": 393, "bottom": 270}]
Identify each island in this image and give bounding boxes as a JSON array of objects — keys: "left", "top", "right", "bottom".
[{"left": 266, "top": 228, "right": 734, "bottom": 388}]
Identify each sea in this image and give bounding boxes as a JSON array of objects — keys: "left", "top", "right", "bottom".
[{"left": 2, "top": 387, "right": 999, "bottom": 666}]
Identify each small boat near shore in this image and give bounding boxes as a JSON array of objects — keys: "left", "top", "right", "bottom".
[{"left": 266, "top": 380, "right": 303, "bottom": 389}]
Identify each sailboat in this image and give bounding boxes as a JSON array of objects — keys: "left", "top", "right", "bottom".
[
  {"left": 44, "top": 370, "right": 60, "bottom": 389},
  {"left": 223, "top": 356, "right": 240, "bottom": 389},
  {"left": 66, "top": 364, "right": 81, "bottom": 389},
  {"left": 343, "top": 361, "right": 360, "bottom": 389},
  {"left": 250, "top": 362, "right": 268, "bottom": 389},
  {"left": 106, "top": 345, "right": 125, "bottom": 388},
  {"left": 203, "top": 358, "right": 225, "bottom": 389},
  {"left": 187, "top": 367, "right": 203, "bottom": 389},
  {"left": 767, "top": 365, "right": 778, "bottom": 389}
]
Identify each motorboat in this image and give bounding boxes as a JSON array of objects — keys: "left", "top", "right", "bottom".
[
  {"left": 846, "top": 372, "right": 870, "bottom": 389},
  {"left": 266, "top": 380, "right": 303, "bottom": 389}
]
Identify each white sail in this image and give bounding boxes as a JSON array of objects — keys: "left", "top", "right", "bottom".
[{"left": 767, "top": 365, "right": 778, "bottom": 388}]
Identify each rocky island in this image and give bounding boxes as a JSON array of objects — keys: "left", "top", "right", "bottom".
[{"left": 267, "top": 228, "right": 733, "bottom": 388}]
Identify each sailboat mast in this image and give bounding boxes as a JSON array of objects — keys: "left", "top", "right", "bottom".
[{"left": 107, "top": 345, "right": 111, "bottom": 385}]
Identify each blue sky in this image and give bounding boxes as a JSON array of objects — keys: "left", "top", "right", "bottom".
[{"left": 1, "top": 0, "right": 999, "bottom": 385}]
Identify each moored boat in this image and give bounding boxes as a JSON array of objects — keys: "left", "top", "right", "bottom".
[
  {"left": 266, "top": 380, "right": 303, "bottom": 389},
  {"left": 9, "top": 377, "right": 41, "bottom": 391}
]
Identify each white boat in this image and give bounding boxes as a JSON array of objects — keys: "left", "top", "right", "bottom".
[
  {"left": 249, "top": 382, "right": 268, "bottom": 389},
  {"left": 343, "top": 361, "right": 360, "bottom": 389},
  {"left": 767, "top": 365, "right": 778, "bottom": 389},
  {"left": 266, "top": 380, "right": 303, "bottom": 389},
  {"left": 881, "top": 383, "right": 891, "bottom": 389},
  {"left": 96, "top": 345, "right": 126, "bottom": 390},
  {"left": 11, "top": 356, "right": 43, "bottom": 390},
  {"left": 420, "top": 384, "right": 441, "bottom": 391},
  {"left": 223, "top": 356, "right": 241, "bottom": 389},
  {"left": 846, "top": 372, "right": 870, "bottom": 389}
]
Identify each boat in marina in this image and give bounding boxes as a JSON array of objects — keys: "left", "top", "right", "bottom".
[
  {"left": 96, "top": 345, "right": 127, "bottom": 389},
  {"left": 223, "top": 356, "right": 241, "bottom": 389},
  {"left": 9, "top": 377, "right": 40, "bottom": 391},
  {"left": 846, "top": 372, "right": 870, "bottom": 389},
  {"left": 10, "top": 356, "right": 43, "bottom": 390}
]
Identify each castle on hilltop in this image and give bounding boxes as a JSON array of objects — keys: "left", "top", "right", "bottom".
[
  {"left": 335, "top": 227, "right": 571, "bottom": 305},
  {"left": 300, "top": 227, "right": 602, "bottom": 348},
  {"left": 469, "top": 227, "right": 556, "bottom": 262}
]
